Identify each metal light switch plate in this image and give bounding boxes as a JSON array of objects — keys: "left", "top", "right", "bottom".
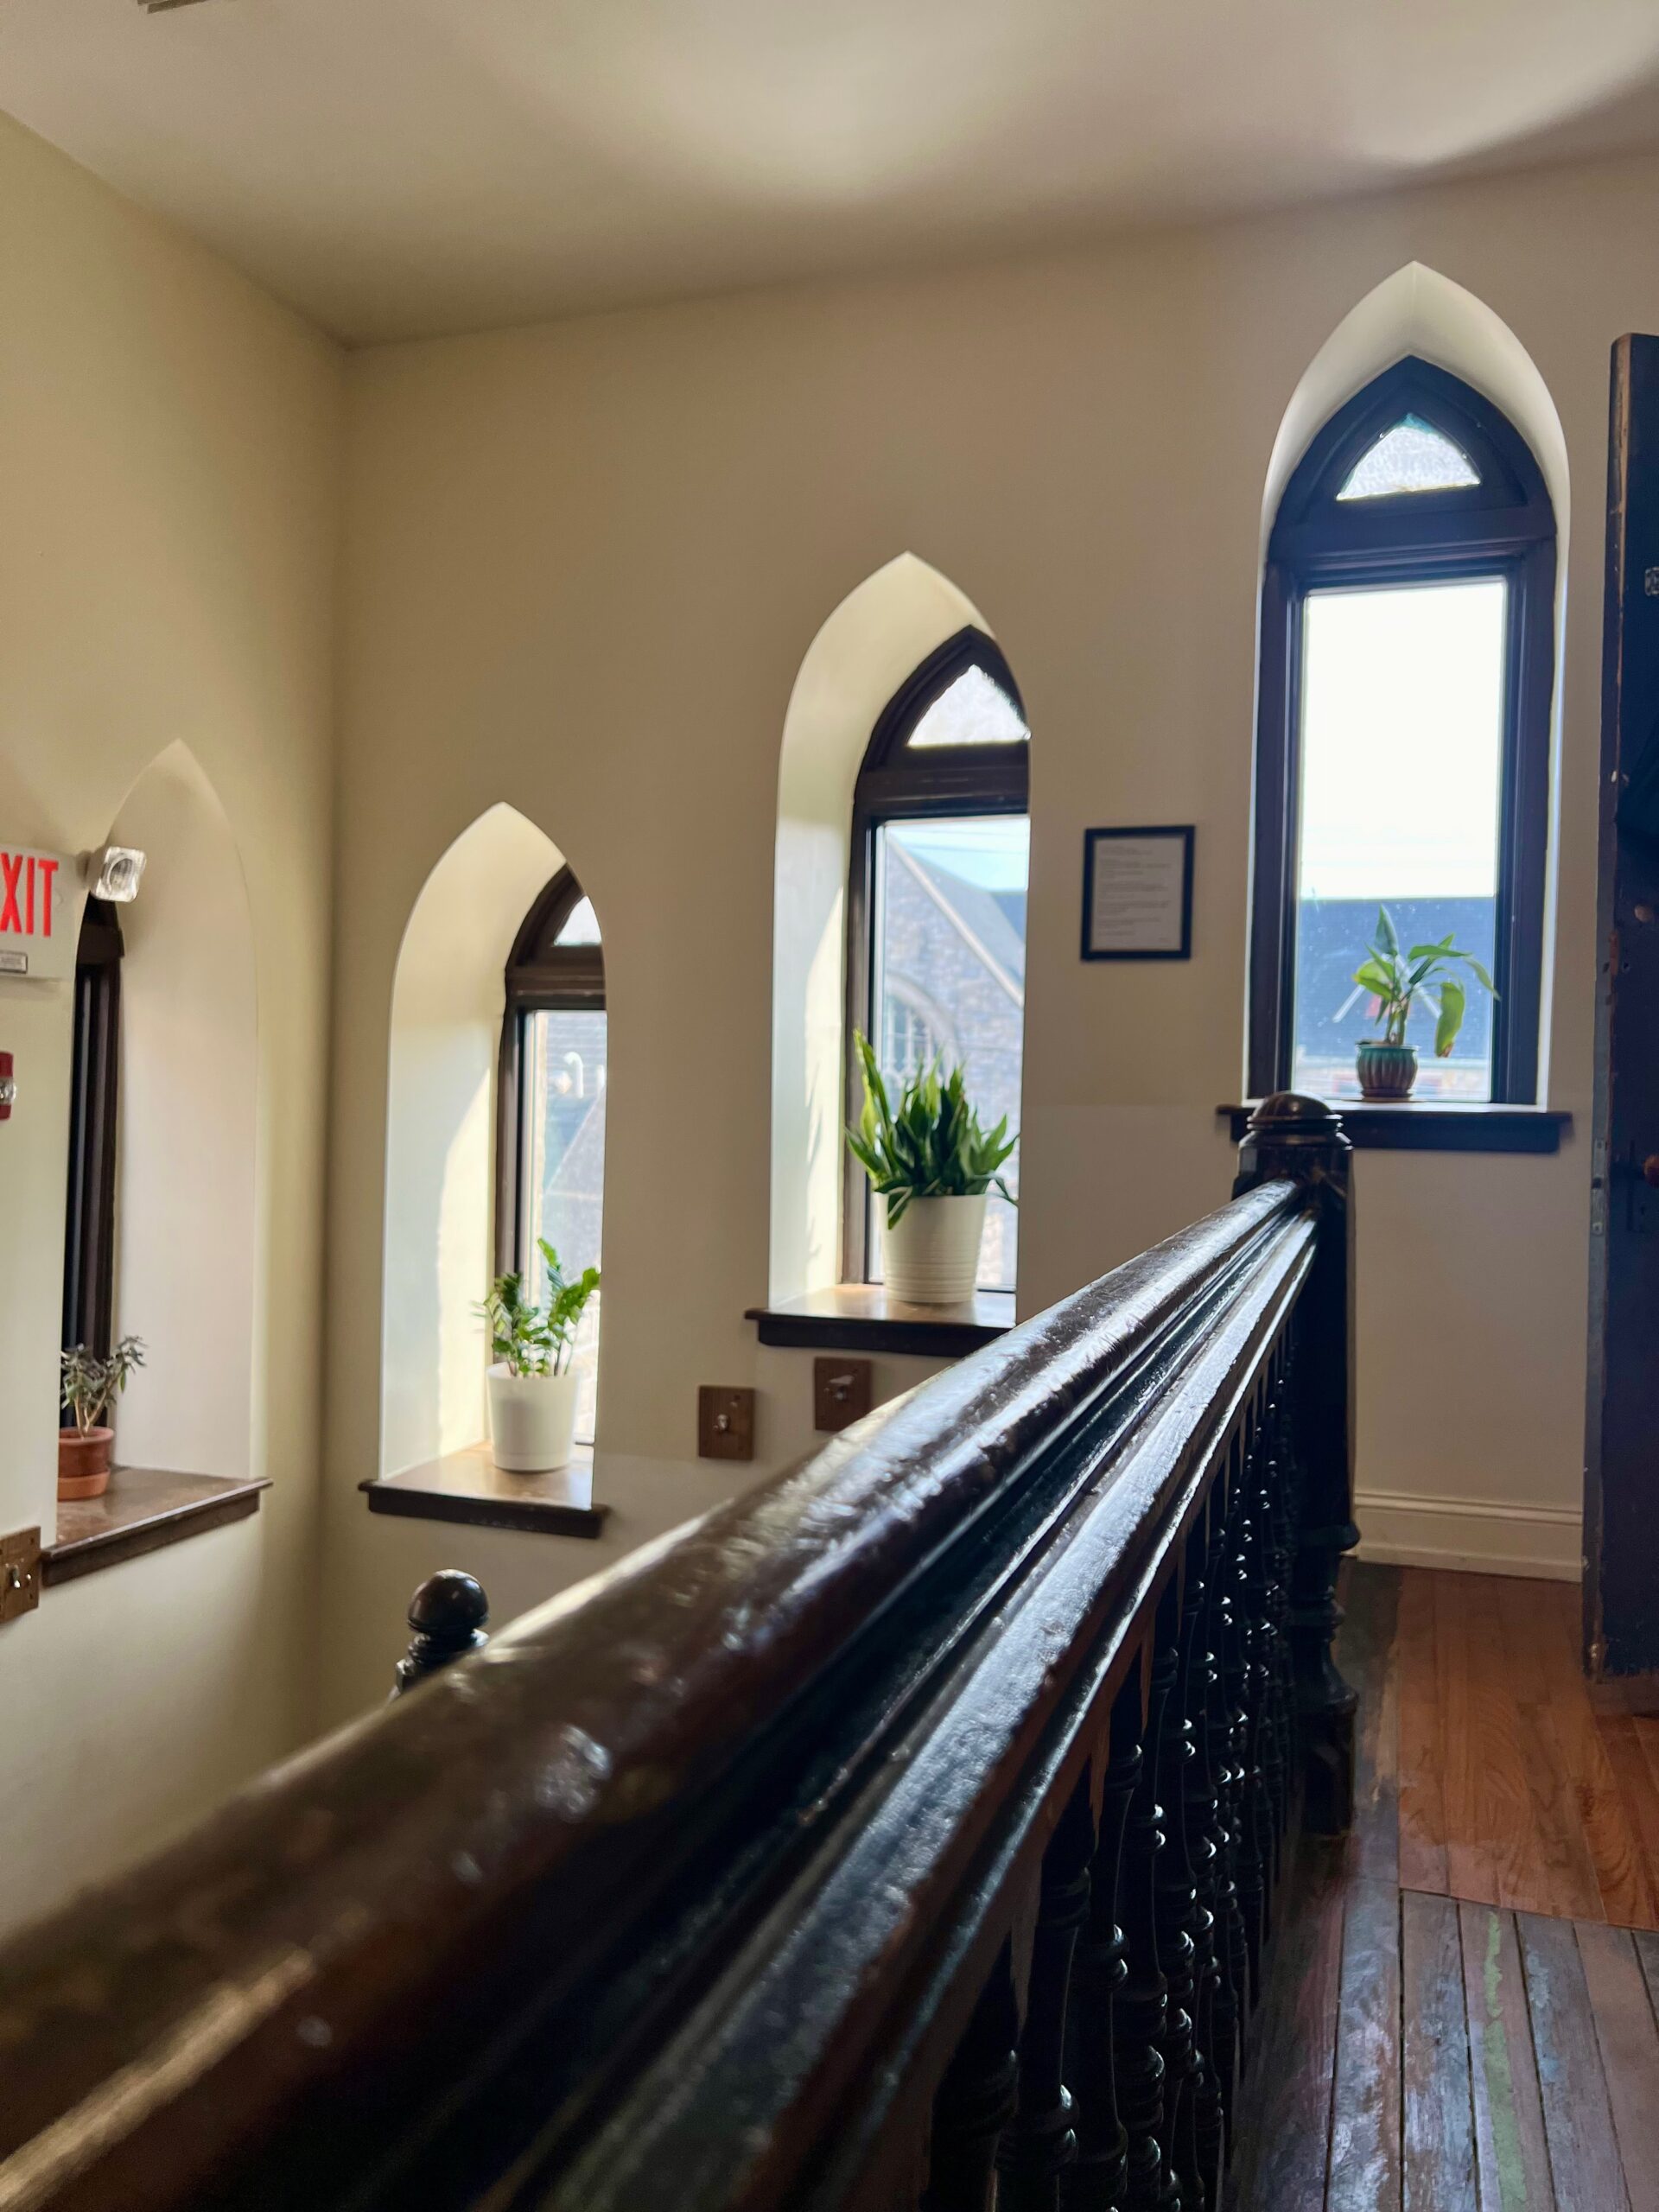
[
  {"left": 814, "top": 1357, "right": 874, "bottom": 1432},
  {"left": 0, "top": 1528, "right": 41, "bottom": 1625},
  {"left": 698, "top": 1387, "right": 756, "bottom": 1462}
]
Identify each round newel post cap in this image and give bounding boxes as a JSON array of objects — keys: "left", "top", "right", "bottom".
[
  {"left": 407, "top": 1568, "right": 489, "bottom": 1640},
  {"left": 393, "top": 1571, "right": 489, "bottom": 1697},
  {"left": 1235, "top": 1092, "right": 1351, "bottom": 1193},
  {"left": 1249, "top": 1091, "right": 1344, "bottom": 1135}
]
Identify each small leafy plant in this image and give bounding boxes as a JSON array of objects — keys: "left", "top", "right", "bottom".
[
  {"left": 847, "top": 1032, "right": 1018, "bottom": 1228},
  {"left": 1354, "top": 905, "right": 1495, "bottom": 1058},
  {"left": 60, "top": 1336, "right": 145, "bottom": 1437},
  {"left": 478, "top": 1241, "right": 600, "bottom": 1377}
]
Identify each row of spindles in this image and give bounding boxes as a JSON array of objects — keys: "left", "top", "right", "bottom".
[{"left": 921, "top": 1359, "right": 1303, "bottom": 2212}]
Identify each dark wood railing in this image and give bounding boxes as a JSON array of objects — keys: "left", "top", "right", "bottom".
[{"left": 0, "top": 1093, "right": 1356, "bottom": 2212}]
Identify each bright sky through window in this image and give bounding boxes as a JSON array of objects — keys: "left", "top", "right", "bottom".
[
  {"left": 555, "top": 895, "right": 601, "bottom": 944},
  {"left": 1336, "top": 414, "right": 1479, "bottom": 500},
  {"left": 871, "top": 812, "right": 1027, "bottom": 1290},
  {"left": 893, "top": 814, "right": 1030, "bottom": 889},
  {"left": 906, "top": 664, "right": 1029, "bottom": 748},
  {"left": 1290, "top": 577, "right": 1508, "bottom": 1101},
  {"left": 1298, "top": 580, "right": 1507, "bottom": 902}
]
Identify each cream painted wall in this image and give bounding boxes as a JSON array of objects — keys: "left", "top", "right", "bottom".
[
  {"left": 0, "top": 115, "right": 342, "bottom": 1932},
  {"left": 324, "top": 147, "right": 1659, "bottom": 1688}
]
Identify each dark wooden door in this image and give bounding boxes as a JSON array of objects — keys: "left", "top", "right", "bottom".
[{"left": 1586, "top": 334, "right": 1659, "bottom": 1687}]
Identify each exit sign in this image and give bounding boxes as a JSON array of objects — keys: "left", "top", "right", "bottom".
[{"left": 0, "top": 848, "right": 72, "bottom": 981}]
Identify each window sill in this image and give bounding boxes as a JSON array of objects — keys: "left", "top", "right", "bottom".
[
  {"left": 746, "top": 1284, "right": 1016, "bottom": 1357},
  {"left": 44, "top": 1466, "right": 270, "bottom": 1587},
  {"left": 1218, "top": 1101, "right": 1571, "bottom": 1154},
  {"left": 360, "top": 1444, "right": 608, "bottom": 1539}
]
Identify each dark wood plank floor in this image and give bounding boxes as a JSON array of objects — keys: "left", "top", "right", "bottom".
[{"left": 1231, "top": 1565, "right": 1659, "bottom": 2211}]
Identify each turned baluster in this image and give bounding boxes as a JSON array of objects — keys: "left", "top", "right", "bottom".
[
  {"left": 391, "top": 1570, "right": 489, "bottom": 1697},
  {"left": 1001, "top": 1785, "right": 1093, "bottom": 2212},
  {"left": 924, "top": 1952, "right": 1022, "bottom": 2212},
  {"left": 1221, "top": 1442, "right": 1256, "bottom": 2025},
  {"left": 1254, "top": 1384, "right": 1294, "bottom": 1860},
  {"left": 1070, "top": 1721, "right": 1139, "bottom": 2211},
  {"left": 1179, "top": 1518, "right": 1228, "bottom": 2202},
  {"left": 1238, "top": 1433, "right": 1281, "bottom": 1953},
  {"left": 1202, "top": 1468, "right": 1244, "bottom": 2132},
  {"left": 1142, "top": 1621, "right": 1195, "bottom": 2212},
  {"left": 1109, "top": 1666, "right": 1175, "bottom": 2212},
  {"left": 1222, "top": 1487, "right": 1267, "bottom": 2005}
]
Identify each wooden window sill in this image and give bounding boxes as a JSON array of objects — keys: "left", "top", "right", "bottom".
[
  {"left": 44, "top": 1466, "right": 270, "bottom": 1587},
  {"left": 360, "top": 1444, "right": 609, "bottom": 1539},
  {"left": 746, "top": 1283, "right": 1016, "bottom": 1357},
  {"left": 1218, "top": 1101, "right": 1571, "bottom": 1153}
]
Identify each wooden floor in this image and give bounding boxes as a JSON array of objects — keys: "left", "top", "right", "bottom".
[{"left": 1231, "top": 1565, "right": 1659, "bottom": 2210}]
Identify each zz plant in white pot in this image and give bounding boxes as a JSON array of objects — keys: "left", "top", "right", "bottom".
[
  {"left": 478, "top": 1242, "right": 601, "bottom": 1473},
  {"left": 847, "top": 1033, "right": 1017, "bottom": 1305}
]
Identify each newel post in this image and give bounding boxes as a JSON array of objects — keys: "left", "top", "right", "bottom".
[
  {"left": 391, "top": 1570, "right": 490, "bottom": 1697},
  {"left": 1233, "top": 1092, "right": 1357, "bottom": 1835}
]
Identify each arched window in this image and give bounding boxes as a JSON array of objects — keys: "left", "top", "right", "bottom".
[
  {"left": 847, "top": 627, "right": 1028, "bottom": 1289},
  {"left": 497, "top": 868, "right": 606, "bottom": 1441},
  {"left": 1249, "top": 356, "right": 1555, "bottom": 1103}
]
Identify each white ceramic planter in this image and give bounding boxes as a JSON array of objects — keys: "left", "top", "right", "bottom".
[
  {"left": 487, "top": 1363, "right": 579, "bottom": 1472},
  {"left": 882, "top": 1192, "right": 988, "bottom": 1306}
]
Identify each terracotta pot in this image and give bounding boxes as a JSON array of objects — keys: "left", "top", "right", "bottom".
[
  {"left": 1356, "top": 1041, "right": 1419, "bottom": 1100},
  {"left": 58, "top": 1427, "right": 113, "bottom": 1500}
]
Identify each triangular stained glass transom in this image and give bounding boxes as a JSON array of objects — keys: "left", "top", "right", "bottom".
[
  {"left": 1336, "top": 414, "right": 1479, "bottom": 501},
  {"left": 556, "top": 896, "right": 601, "bottom": 944},
  {"left": 906, "top": 664, "right": 1029, "bottom": 749}
]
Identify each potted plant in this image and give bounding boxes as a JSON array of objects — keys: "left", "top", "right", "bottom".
[
  {"left": 847, "top": 1033, "right": 1018, "bottom": 1305},
  {"left": 59, "top": 1336, "right": 145, "bottom": 1500},
  {"left": 1351, "top": 906, "right": 1495, "bottom": 1099},
  {"left": 479, "top": 1241, "right": 601, "bottom": 1472}
]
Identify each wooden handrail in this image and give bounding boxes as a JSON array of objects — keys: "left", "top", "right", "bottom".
[{"left": 0, "top": 1093, "right": 1356, "bottom": 2212}]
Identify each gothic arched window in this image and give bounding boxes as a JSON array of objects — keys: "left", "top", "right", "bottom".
[
  {"left": 498, "top": 868, "right": 606, "bottom": 1440},
  {"left": 847, "top": 628, "right": 1028, "bottom": 1288},
  {"left": 1249, "top": 357, "right": 1556, "bottom": 1103}
]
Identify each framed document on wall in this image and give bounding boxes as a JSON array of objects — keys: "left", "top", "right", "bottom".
[{"left": 1081, "top": 825, "right": 1194, "bottom": 961}]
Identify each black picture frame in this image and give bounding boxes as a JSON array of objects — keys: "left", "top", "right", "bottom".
[{"left": 1081, "top": 825, "right": 1195, "bottom": 962}]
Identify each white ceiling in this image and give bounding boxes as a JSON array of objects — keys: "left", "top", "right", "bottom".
[{"left": 3, "top": 0, "right": 1659, "bottom": 346}]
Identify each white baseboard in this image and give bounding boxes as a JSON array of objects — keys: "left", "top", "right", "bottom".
[{"left": 1352, "top": 1487, "right": 1581, "bottom": 1583}]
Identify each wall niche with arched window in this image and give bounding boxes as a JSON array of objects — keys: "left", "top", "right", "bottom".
[
  {"left": 1249, "top": 355, "right": 1556, "bottom": 1105},
  {"left": 495, "top": 868, "right": 607, "bottom": 1445},
  {"left": 846, "top": 627, "right": 1028, "bottom": 1289}
]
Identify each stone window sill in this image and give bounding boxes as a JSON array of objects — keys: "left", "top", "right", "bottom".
[
  {"left": 1218, "top": 1102, "right": 1571, "bottom": 1154},
  {"left": 360, "top": 1443, "right": 608, "bottom": 1539},
  {"left": 746, "top": 1283, "right": 1016, "bottom": 1357},
  {"left": 44, "top": 1466, "right": 270, "bottom": 1587}
]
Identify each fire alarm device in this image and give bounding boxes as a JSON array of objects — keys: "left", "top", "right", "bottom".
[{"left": 0, "top": 1052, "right": 14, "bottom": 1122}]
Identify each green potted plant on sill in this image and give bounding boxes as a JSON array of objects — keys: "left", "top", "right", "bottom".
[
  {"left": 1351, "top": 905, "right": 1495, "bottom": 1099},
  {"left": 478, "top": 1241, "right": 601, "bottom": 1473},
  {"left": 59, "top": 1336, "right": 145, "bottom": 1501},
  {"left": 846, "top": 1033, "right": 1018, "bottom": 1305}
]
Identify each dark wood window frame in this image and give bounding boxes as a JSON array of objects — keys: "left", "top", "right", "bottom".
[
  {"left": 1249, "top": 356, "right": 1557, "bottom": 1106},
  {"left": 493, "top": 867, "right": 606, "bottom": 1281},
  {"left": 61, "top": 897, "right": 123, "bottom": 1371},
  {"left": 843, "top": 626, "right": 1029, "bottom": 1283}
]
